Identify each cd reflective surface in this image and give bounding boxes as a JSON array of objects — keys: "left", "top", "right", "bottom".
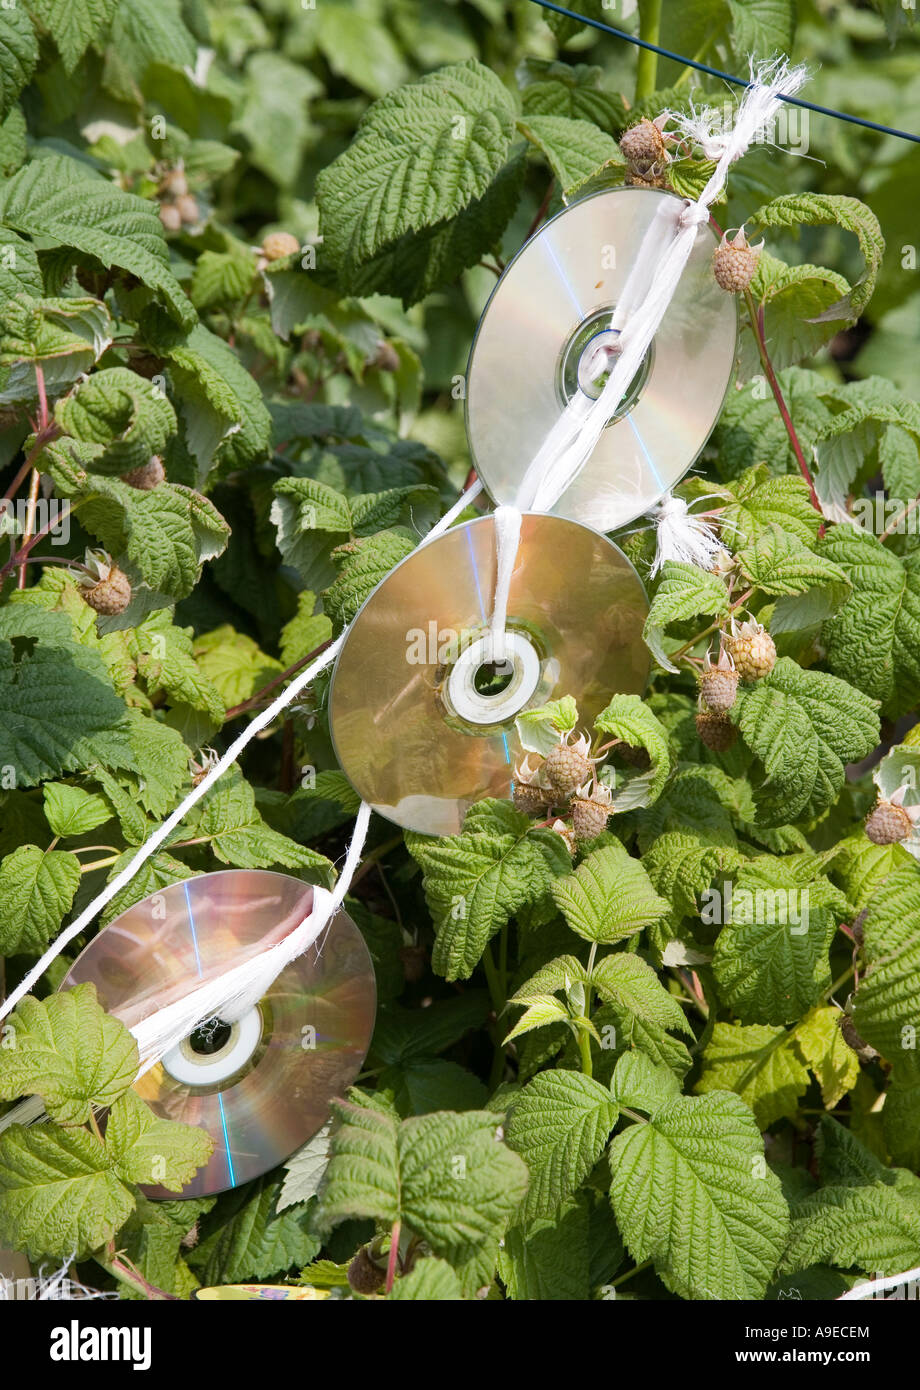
[
  {"left": 466, "top": 186, "right": 737, "bottom": 531},
  {"left": 328, "top": 512, "right": 649, "bottom": 835},
  {"left": 63, "top": 871, "right": 375, "bottom": 1198}
]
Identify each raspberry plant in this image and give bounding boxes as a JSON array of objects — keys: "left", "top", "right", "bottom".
[{"left": 0, "top": 0, "right": 919, "bottom": 1303}]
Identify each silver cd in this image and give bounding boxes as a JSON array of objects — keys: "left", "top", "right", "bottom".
[
  {"left": 328, "top": 512, "right": 649, "bottom": 836},
  {"left": 466, "top": 186, "right": 738, "bottom": 531}
]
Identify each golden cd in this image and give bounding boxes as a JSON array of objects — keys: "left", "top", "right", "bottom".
[
  {"left": 328, "top": 511, "right": 649, "bottom": 835},
  {"left": 466, "top": 186, "right": 737, "bottom": 531},
  {"left": 63, "top": 871, "right": 376, "bottom": 1198}
]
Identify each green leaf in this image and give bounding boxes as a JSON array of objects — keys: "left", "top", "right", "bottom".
[
  {"left": 0, "top": 1122, "right": 134, "bottom": 1260},
  {"left": 593, "top": 693, "right": 672, "bottom": 803},
  {"left": 26, "top": 0, "right": 117, "bottom": 72},
  {"left": 506, "top": 1071, "right": 618, "bottom": 1221},
  {"left": 388, "top": 1257, "right": 464, "bottom": 1300},
  {"left": 187, "top": 1178, "right": 320, "bottom": 1285},
  {"left": 551, "top": 843, "right": 670, "bottom": 945},
  {"left": 852, "top": 867, "right": 920, "bottom": 1064},
  {"left": 719, "top": 467, "right": 823, "bottom": 549},
  {"left": 0, "top": 6, "right": 38, "bottom": 120},
  {"left": 323, "top": 528, "right": 416, "bottom": 630},
  {"left": 0, "top": 294, "right": 112, "bottom": 405},
  {"left": 279, "top": 1125, "right": 332, "bottom": 1213},
  {"left": 736, "top": 657, "right": 880, "bottom": 825},
  {"left": 189, "top": 766, "right": 331, "bottom": 873},
  {"left": 517, "top": 114, "right": 623, "bottom": 198},
  {"left": 232, "top": 52, "right": 321, "bottom": 186},
  {"left": 504, "top": 996, "right": 571, "bottom": 1045},
  {"left": 163, "top": 323, "right": 272, "bottom": 479},
  {"left": 611, "top": 1050, "right": 681, "bottom": 1114},
  {"left": 737, "top": 523, "right": 849, "bottom": 598},
  {"left": 781, "top": 1118, "right": 920, "bottom": 1277},
  {"left": 407, "top": 802, "right": 568, "bottom": 980},
  {"left": 0, "top": 984, "right": 138, "bottom": 1123},
  {"left": 795, "top": 1007, "right": 860, "bottom": 1110},
  {"left": 498, "top": 1198, "right": 590, "bottom": 1301},
  {"left": 609, "top": 1091, "right": 789, "bottom": 1300},
  {"left": 819, "top": 525, "right": 920, "bottom": 719},
  {"left": 753, "top": 192, "right": 885, "bottom": 320},
  {"left": 831, "top": 831, "right": 914, "bottom": 914},
  {"left": 311, "top": 0, "right": 408, "bottom": 100},
  {"left": 591, "top": 953, "right": 693, "bottom": 1035},
  {"left": 0, "top": 227, "right": 41, "bottom": 300},
  {"left": 0, "top": 844, "right": 80, "bottom": 955},
  {"left": 697, "top": 1022, "right": 810, "bottom": 1129},
  {"left": 319, "top": 1098, "right": 528, "bottom": 1257},
  {"left": 746, "top": 252, "right": 851, "bottom": 372},
  {"left": 279, "top": 591, "right": 333, "bottom": 669},
  {"left": 643, "top": 562, "right": 729, "bottom": 672},
  {"left": 712, "top": 857, "right": 845, "bottom": 1025},
  {"left": 316, "top": 59, "right": 516, "bottom": 281},
  {"left": 0, "top": 154, "right": 193, "bottom": 326},
  {"left": 520, "top": 61, "right": 628, "bottom": 132},
  {"left": 515, "top": 695, "right": 579, "bottom": 754},
  {"left": 55, "top": 367, "right": 176, "bottom": 474},
  {"left": 104, "top": 1090, "right": 212, "bottom": 1192},
  {"left": 42, "top": 783, "right": 111, "bottom": 839}
]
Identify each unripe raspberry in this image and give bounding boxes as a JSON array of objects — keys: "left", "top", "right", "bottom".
[
  {"left": 865, "top": 800, "right": 912, "bottom": 845},
  {"left": 700, "top": 666, "right": 739, "bottom": 714},
  {"left": 370, "top": 340, "right": 400, "bottom": 373},
  {"left": 347, "top": 1246, "right": 386, "bottom": 1295},
  {"left": 82, "top": 566, "right": 132, "bottom": 615},
  {"left": 161, "top": 169, "right": 188, "bottom": 198},
  {"left": 725, "top": 618, "right": 776, "bottom": 681},
  {"left": 122, "top": 455, "right": 165, "bottom": 490},
  {"left": 159, "top": 203, "right": 182, "bottom": 232},
  {"left": 513, "top": 781, "right": 548, "bottom": 816},
  {"left": 262, "top": 231, "right": 301, "bottom": 262},
  {"left": 175, "top": 194, "right": 200, "bottom": 226},
  {"left": 619, "top": 117, "right": 668, "bottom": 173},
  {"left": 712, "top": 228, "right": 762, "bottom": 294},
  {"left": 572, "top": 791, "right": 612, "bottom": 844},
  {"left": 543, "top": 737, "right": 592, "bottom": 802},
  {"left": 618, "top": 742, "right": 651, "bottom": 770},
  {"left": 625, "top": 168, "right": 669, "bottom": 189},
  {"left": 695, "top": 710, "right": 737, "bottom": 752}
]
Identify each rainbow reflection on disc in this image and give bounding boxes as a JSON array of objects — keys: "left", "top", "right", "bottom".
[{"left": 63, "top": 871, "right": 375, "bottom": 1199}]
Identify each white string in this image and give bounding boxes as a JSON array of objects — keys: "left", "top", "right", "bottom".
[
  {"left": 486, "top": 58, "right": 810, "bottom": 642},
  {"left": 489, "top": 505, "right": 522, "bottom": 664},
  {"left": 837, "top": 1265, "right": 920, "bottom": 1301},
  {"left": 0, "top": 481, "right": 486, "bottom": 1035}
]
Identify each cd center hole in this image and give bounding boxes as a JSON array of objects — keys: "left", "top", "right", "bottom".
[
  {"left": 473, "top": 660, "right": 514, "bottom": 698},
  {"left": 189, "top": 1017, "right": 232, "bottom": 1055}
]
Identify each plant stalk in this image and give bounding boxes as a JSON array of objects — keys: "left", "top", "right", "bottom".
[{"left": 635, "top": 0, "right": 663, "bottom": 102}]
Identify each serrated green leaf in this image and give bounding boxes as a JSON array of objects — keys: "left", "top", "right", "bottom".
[
  {"left": 795, "top": 1007, "right": 860, "bottom": 1110},
  {"left": 163, "top": 323, "right": 272, "bottom": 479},
  {"left": 736, "top": 657, "right": 879, "bottom": 825},
  {"left": 719, "top": 467, "right": 823, "bottom": 549},
  {"left": 591, "top": 952, "right": 693, "bottom": 1035},
  {"left": 781, "top": 1118, "right": 920, "bottom": 1277},
  {"left": 0, "top": 984, "right": 137, "bottom": 1123},
  {"left": 609, "top": 1091, "right": 789, "bottom": 1300},
  {"left": 317, "top": 59, "right": 516, "bottom": 280},
  {"left": 819, "top": 525, "right": 920, "bottom": 719},
  {"left": 319, "top": 1098, "right": 527, "bottom": 1257},
  {"left": 737, "top": 523, "right": 849, "bottom": 598},
  {"left": 498, "top": 1198, "right": 590, "bottom": 1300},
  {"left": 506, "top": 1071, "right": 618, "bottom": 1221},
  {"left": 0, "top": 1122, "right": 133, "bottom": 1260},
  {"left": 504, "top": 996, "right": 571, "bottom": 1045},
  {"left": 852, "top": 867, "right": 920, "bottom": 1064},
  {"left": 517, "top": 114, "right": 623, "bottom": 198},
  {"left": 551, "top": 843, "right": 669, "bottom": 945},
  {"left": 55, "top": 367, "right": 176, "bottom": 474},
  {"left": 26, "top": 0, "right": 117, "bottom": 72},
  {"left": 611, "top": 1050, "right": 681, "bottom": 1114},
  {"left": 643, "top": 563, "right": 729, "bottom": 672},
  {"left": 42, "top": 783, "right": 111, "bottom": 839},
  {"left": 389, "top": 1256, "right": 464, "bottom": 1300},
  {"left": 697, "top": 1022, "right": 810, "bottom": 1128},
  {"left": 0, "top": 7, "right": 38, "bottom": 121},
  {"left": 0, "top": 154, "right": 193, "bottom": 326},
  {"left": 753, "top": 192, "right": 885, "bottom": 320},
  {"left": 593, "top": 694, "right": 672, "bottom": 805},
  {"left": 323, "top": 528, "right": 416, "bottom": 630},
  {"left": 188, "top": 1178, "right": 320, "bottom": 1285},
  {"left": 104, "top": 1090, "right": 212, "bottom": 1193},
  {"left": 0, "top": 844, "right": 80, "bottom": 955},
  {"left": 279, "top": 591, "right": 333, "bottom": 669},
  {"left": 745, "top": 252, "right": 851, "bottom": 373},
  {"left": 407, "top": 802, "right": 568, "bottom": 980},
  {"left": 189, "top": 766, "right": 331, "bottom": 873}
]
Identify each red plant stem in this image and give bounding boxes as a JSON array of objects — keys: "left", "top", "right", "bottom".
[
  {"left": 0, "top": 503, "right": 72, "bottom": 584},
  {"left": 222, "top": 636, "right": 336, "bottom": 719},
  {"left": 525, "top": 180, "right": 555, "bottom": 241},
  {"left": 743, "top": 286, "right": 824, "bottom": 528},
  {"left": 385, "top": 1220, "right": 401, "bottom": 1295}
]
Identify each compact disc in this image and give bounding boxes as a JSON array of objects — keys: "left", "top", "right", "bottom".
[
  {"left": 328, "top": 512, "right": 649, "bottom": 836},
  {"left": 466, "top": 186, "right": 737, "bottom": 531},
  {"left": 62, "top": 871, "right": 375, "bottom": 1198}
]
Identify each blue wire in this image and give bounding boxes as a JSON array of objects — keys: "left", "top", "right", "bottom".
[{"left": 528, "top": 0, "right": 920, "bottom": 145}]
